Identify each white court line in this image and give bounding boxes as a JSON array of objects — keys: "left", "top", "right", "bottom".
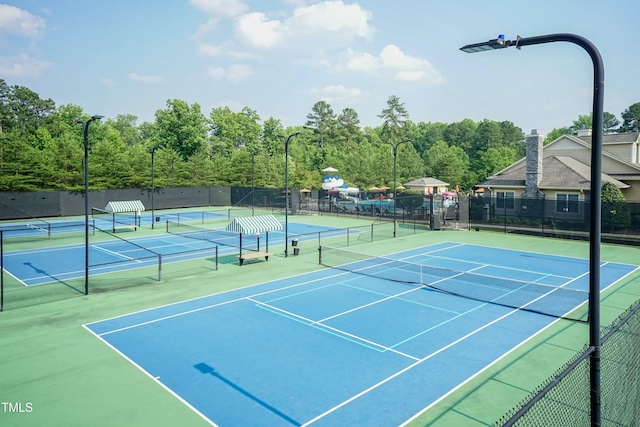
[
  {"left": 95, "top": 269, "right": 356, "bottom": 336},
  {"left": 301, "top": 264, "right": 595, "bottom": 425},
  {"left": 247, "top": 296, "right": 420, "bottom": 361},
  {"left": 300, "top": 304, "right": 525, "bottom": 426},
  {"left": 92, "top": 244, "right": 137, "bottom": 262},
  {"left": 81, "top": 325, "right": 218, "bottom": 427}
]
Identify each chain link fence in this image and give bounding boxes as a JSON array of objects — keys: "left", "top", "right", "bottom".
[{"left": 495, "top": 300, "right": 640, "bottom": 426}]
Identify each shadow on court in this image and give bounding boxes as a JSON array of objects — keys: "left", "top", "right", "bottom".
[{"left": 193, "top": 362, "right": 301, "bottom": 426}]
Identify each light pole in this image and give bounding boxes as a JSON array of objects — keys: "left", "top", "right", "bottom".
[
  {"left": 251, "top": 150, "right": 261, "bottom": 209},
  {"left": 277, "top": 132, "right": 302, "bottom": 257},
  {"left": 76, "top": 115, "right": 104, "bottom": 295},
  {"left": 150, "top": 146, "right": 157, "bottom": 229},
  {"left": 461, "top": 33, "right": 604, "bottom": 426},
  {"left": 385, "top": 139, "right": 412, "bottom": 237}
]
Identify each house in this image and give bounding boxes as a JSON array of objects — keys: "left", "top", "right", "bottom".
[
  {"left": 404, "top": 177, "right": 450, "bottom": 196},
  {"left": 478, "top": 130, "right": 640, "bottom": 214}
]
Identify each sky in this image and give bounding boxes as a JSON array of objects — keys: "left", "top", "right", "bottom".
[{"left": 1, "top": 0, "right": 639, "bottom": 137}]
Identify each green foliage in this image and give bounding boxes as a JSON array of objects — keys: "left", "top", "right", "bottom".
[
  {"left": 619, "top": 102, "right": 640, "bottom": 132},
  {"left": 601, "top": 182, "right": 631, "bottom": 231},
  {"left": 155, "top": 99, "right": 208, "bottom": 160},
  {"left": 424, "top": 141, "right": 469, "bottom": 189},
  {"left": 1, "top": 80, "right": 638, "bottom": 199},
  {"left": 377, "top": 95, "right": 410, "bottom": 144}
]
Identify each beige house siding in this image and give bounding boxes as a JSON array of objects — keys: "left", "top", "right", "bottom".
[
  {"left": 603, "top": 143, "right": 635, "bottom": 161},
  {"left": 481, "top": 133, "right": 640, "bottom": 201}
]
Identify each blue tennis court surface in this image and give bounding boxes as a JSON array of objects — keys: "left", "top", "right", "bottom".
[
  {"left": 84, "top": 242, "right": 638, "bottom": 427},
  {"left": 2, "top": 222, "right": 343, "bottom": 286}
]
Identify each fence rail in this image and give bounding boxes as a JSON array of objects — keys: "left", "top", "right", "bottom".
[{"left": 495, "top": 299, "right": 640, "bottom": 426}]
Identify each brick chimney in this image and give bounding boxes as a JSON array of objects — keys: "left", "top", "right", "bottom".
[{"left": 522, "top": 129, "right": 544, "bottom": 198}]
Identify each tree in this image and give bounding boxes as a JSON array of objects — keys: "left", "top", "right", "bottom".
[
  {"left": 601, "top": 182, "right": 631, "bottom": 231},
  {"left": 154, "top": 99, "right": 208, "bottom": 160},
  {"left": 569, "top": 112, "right": 620, "bottom": 134},
  {"left": 335, "top": 107, "right": 361, "bottom": 146},
  {"left": 110, "top": 114, "right": 141, "bottom": 146},
  {"left": 424, "top": 141, "right": 469, "bottom": 188},
  {"left": 210, "top": 106, "right": 263, "bottom": 156},
  {"left": 305, "top": 101, "right": 336, "bottom": 147},
  {"left": 544, "top": 127, "right": 572, "bottom": 144},
  {"left": 0, "top": 79, "right": 55, "bottom": 136},
  {"left": 619, "top": 102, "right": 640, "bottom": 132},
  {"left": 443, "top": 119, "right": 477, "bottom": 154},
  {"left": 377, "top": 95, "right": 410, "bottom": 144},
  {"left": 471, "top": 119, "right": 503, "bottom": 156},
  {"left": 476, "top": 146, "right": 517, "bottom": 182},
  {"left": 408, "top": 121, "right": 447, "bottom": 157}
]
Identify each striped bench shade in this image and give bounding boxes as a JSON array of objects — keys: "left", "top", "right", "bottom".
[
  {"left": 105, "top": 200, "right": 146, "bottom": 213},
  {"left": 226, "top": 215, "right": 282, "bottom": 234}
]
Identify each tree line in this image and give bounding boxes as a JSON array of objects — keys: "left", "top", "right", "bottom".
[{"left": 1, "top": 78, "right": 639, "bottom": 194}]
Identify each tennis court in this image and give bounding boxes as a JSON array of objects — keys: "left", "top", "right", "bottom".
[
  {"left": 84, "top": 242, "right": 637, "bottom": 427},
  {"left": 1, "top": 221, "right": 344, "bottom": 286}
]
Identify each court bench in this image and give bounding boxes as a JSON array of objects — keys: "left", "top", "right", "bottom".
[
  {"left": 112, "top": 225, "right": 137, "bottom": 233},
  {"left": 237, "top": 251, "right": 271, "bottom": 266}
]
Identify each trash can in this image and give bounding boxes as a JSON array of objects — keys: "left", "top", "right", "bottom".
[
  {"left": 293, "top": 248, "right": 300, "bottom": 256},
  {"left": 292, "top": 239, "right": 299, "bottom": 255},
  {"left": 291, "top": 239, "right": 298, "bottom": 247}
]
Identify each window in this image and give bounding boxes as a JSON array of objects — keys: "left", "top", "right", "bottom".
[
  {"left": 496, "top": 191, "right": 514, "bottom": 210},
  {"left": 556, "top": 194, "right": 579, "bottom": 213}
]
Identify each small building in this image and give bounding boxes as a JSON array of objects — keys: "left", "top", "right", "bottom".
[{"left": 403, "top": 178, "right": 450, "bottom": 196}]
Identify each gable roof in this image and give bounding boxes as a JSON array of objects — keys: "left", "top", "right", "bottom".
[
  {"left": 404, "top": 177, "right": 449, "bottom": 187},
  {"left": 578, "top": 132, "right": 640, "bottom": 145},
  {"left": 479, "top": 156, "right": 629, "bottom": 190},
  {"left": 490, "top": 133, "right": 640, "bottom": 178},
  {"left": 226, "top": 215, "right": 282, "bottom": 234}
]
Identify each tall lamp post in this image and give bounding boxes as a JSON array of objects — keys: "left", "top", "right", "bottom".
[
  {"left": 76, "top": 115, "right": 104, "bottom": 295},
  {"left": 277, "top": 132, "right": 302, "bottom": 257},
  {"left": 385, "top": 138, "right": 412, "bottom": 237},
  {"left": 251, "top": 150, "right": 261, "bottom": 209},
  {"left": 461, "top": 33, "right": 604, "bottom": 426},
  {"left": 150, "top": 145, "right": 161, "bottom": 229}
]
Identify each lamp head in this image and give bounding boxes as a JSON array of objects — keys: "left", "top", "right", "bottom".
[{"left": 460, "top": 35, "right": 519, "bottom": 53}]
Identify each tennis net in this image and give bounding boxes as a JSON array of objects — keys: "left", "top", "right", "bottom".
[
  {"left": 166, "top": 220, "right": 258, "bottom": 250},
  {"left": 318, "top": 246, "right": 589, "bottom": 322}
]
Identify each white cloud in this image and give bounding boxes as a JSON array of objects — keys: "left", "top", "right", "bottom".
[
  {"left": 0, "top": 4, "right": 46, "bottom": 39},
  {"left": 189, "top": 0, "right": 248, "bottom": 17},
  {"left": 0, "top": 54, "right": 51, "bottom": 77},
  {"left": 235, "top": 1, "right": 373, "bottom": 50},
  {"left": 208, "top": 64, "right": 253, "bottom": 82},
  {"left": 289, "top": 1, "right": 373, "bottom": 40},
  {"left": 308, "top": 84, "right": 364, "bottom": 103},
  {"left": 341, "top": 44, "right": 443, "bottom": 83},
  {"left": 128, "top": 73, "right": 163, "bottom": 83},
  {"left": 101, "top": 78, "right": 115, "bottom": 86},
  {"left": 345, "top": 49, "right": 379, "bottom": 74},
  {"left": 236, "top": 12, "right": 283, "bottom": 48},
  {"left": 198, "top": 42, "right": 224, "bottom": 56}
]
